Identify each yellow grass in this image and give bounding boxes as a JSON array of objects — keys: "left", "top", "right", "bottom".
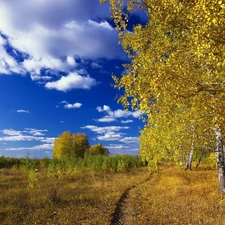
[
  {"left": 128, "top": 164, "right": 225, "bottom": 225},
  {"left": 0, "top": 163, "right": 225, "bottom": 225}
]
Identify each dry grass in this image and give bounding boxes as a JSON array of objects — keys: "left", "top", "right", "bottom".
[
  {"left": 128, "top": 163, "right": 225, "bottom": 225},
  {"left": 0, "top": 163, "right": 225, "bottom": 224},
  {"left": 0, "top": 167, "right": 149, "bottom": 225}
]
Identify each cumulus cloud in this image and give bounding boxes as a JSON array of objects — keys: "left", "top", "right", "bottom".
[
  {"left": 82, "top": 124, "right": 139, "bottom": 144},
  {"left": 95, "top": 105, "right": 141, "bottom": 123},
  {"left": 119, "top": 137, "right": 139, "bottom": 144},
  {"left": 82, "top": 125, "right": 130, "bottom": 142},
  {"left": 96, "top": 105, "right": 111, "bottom": 112},
  {"left": 0, "top": 135, "right": 44, "bottom": 142},
  {"left": 45, "top": 71, "right": 97, "bottom": 91},
  {"left": 114, "top": 109, "right": 141, "bottom": 118},
  {"left": 0, "top": 36, "right": 26, "bottom": 75},
  {"left": 0, "top": 128, "right": 54, "bottom": 144},
  {"left": 66, "top": 56, "right": 76, "bottom": 66},
  {"left": 97, "top": 132, "right": 124, "bottom": 141},
  {"left": 23, "top": 56, "right": 67, "bottom": 76},
  {"left": 0, "top": 2, "right": 121, "bottom": 59},
  {"left": 41, "top": 137, "right": 56, "bottom": 144},
  {"left": 24, "top": 128, "right": 48, "bottom": 136},
  {"left": 1, "top": 129, "right": 22, "bottom": 136},
  {"left": 64, "top": 103, "right": 82, "bottom": 109},
  {"left": 0, "top": 0, "right": 125, "bottom": 82},
  {"left": 58, "top": 100, "right": 82, "bottom": 109}
]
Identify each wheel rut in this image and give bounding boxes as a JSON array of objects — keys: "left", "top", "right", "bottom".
[{"left": 110, "top": 176, "right": 152, "bottom": 225}]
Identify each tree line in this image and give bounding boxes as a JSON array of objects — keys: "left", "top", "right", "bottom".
[
  {"left": 52, "top": 131, "right": 109, "bottom": 159},
  {"left": 101, "top": 0, "right": 225, "bottom": 193}
]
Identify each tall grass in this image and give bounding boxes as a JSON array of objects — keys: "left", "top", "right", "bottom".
[{"left": 0, "top": 154, "right": 143, "bottom": 173}]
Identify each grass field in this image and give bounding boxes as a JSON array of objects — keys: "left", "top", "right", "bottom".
[{"left": 0, "top": 157, "right": 225, "bottom": 225}]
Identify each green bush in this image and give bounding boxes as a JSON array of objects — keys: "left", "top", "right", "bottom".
[
  {"left": 0, "top": 156, "right": 21, "bottom": 168},
  {"left": 0, "top": 155, "right": 144, "bottom": 174}
]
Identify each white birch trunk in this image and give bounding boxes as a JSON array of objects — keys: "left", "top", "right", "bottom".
[{"left": 214, "top": 128, "right": 225, "bottom": 194}]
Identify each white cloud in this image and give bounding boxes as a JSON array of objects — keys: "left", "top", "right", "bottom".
[
  {"left": 24, "top": 128, "right": 48, "bottom": 136},
  {"left": 105, "top": 144, "right": 130, "bottom": 149},
  {"left": 97, "top": 132, "right": 123, "bottom": 141},
  {"left": 0, "top": 135, "right": 44, "bottom": 142},
  {"left": 45, "top": 71, "right": 97, "bottom": 91},
  {"left": 64, "top": 102, "right": 82, "bottom": 109},
  {"left": 23, "top": 56, "right": 66, "bottom": 75},
  {"left": 0, "top": 36, "right": 26, "bottom": 75},
  {"left": 59, "top": 100, "right": 68, "bottom": 104},
  {"left": 121, "top": 120, "right": 134, "bottom": 123},
  {"left": 30, "top": 74, "right": 52, "bottom": 81},
  {"left": 67, "top": 56, "right": 76, "bottom": 66},
  {"left": 88, "top": 20, "right": 114, "bottom": 31},
  {"left": 16, "top": 109, "right": 30, "bottom": 113},
  {"left": 105, "top": 143, "right": 139, "bottom": 155},
  {"left": 0, "top": 128, "right": 54, "bottom": 143},
  {"left": 58, "top": 100, "right": 82, "bottom": 109},
  {"left": 6, "top": 143, "right": 53, "bottom": 151},
  {"left": 96, "top": 105, "right": 141, "bottom": 123},
  {"left": 96, "top": 105, "right": 111, "bottom": 112},
  {"left": 98, "top": 116, "right": 116, "bottom": 123},
  {"left": 113, "top": 109, "right": 141, "bottom": 118},
  {"left": 82, "top": 125, "right": 130, "bottom": 142},
  {"left": 82, "top": 125, "right": 139, "bottom": 144},
  {"left": 132, "top": 110, "right": 142, "bottom": 118},
  {"left": 1, "top": 129, "right": 22, "bottom": 136},
  {"left": 41, "top": 137, "right": 56, "bottom": 144},
  {"left": 119, "top": 137, "right": 139, "bottom": 144},
  {"left": 82, "top": 125, "right": 129, "bottom": 134},
  {"left": 0, "top": 0, "right": 125, "bottom": 79}
]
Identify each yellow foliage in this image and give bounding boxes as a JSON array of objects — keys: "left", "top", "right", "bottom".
[
  {"left": 102, "top": 0, "right": 225, "bottom": 169},
  {"left": 52, "top": 131, "right": 90, "bottom": 159}
]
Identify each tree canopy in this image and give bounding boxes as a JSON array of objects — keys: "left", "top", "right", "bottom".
[
  {"left": 88, "top": 144, "right": 109, "bottom": 156},
  {"left": 52, "top": 131, "right": 90, "bottom": 159},
  {"left": 101, "top": 0, "right": 225, "bottom": 192},
  {"left": 52, "top": 131, "right": 110, "bottom": 159}
]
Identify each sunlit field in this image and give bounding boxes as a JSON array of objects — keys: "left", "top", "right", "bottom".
[{"left": 0, "top": 156, "right": 225, "bottom": 225}]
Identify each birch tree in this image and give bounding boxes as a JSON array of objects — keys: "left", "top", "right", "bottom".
[{"left": 101, "top": 0, "right": 225, "bottom": 193}]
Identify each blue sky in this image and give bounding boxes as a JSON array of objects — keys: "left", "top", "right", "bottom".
[{"left": 0, "top": 0, "right": 145, "bottom": 158}]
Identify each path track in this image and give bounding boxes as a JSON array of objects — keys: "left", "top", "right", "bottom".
[{"left": 110, "top": 177, "right": 152, "bottom": 225}]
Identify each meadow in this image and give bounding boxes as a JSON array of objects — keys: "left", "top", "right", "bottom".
[{"left": 0, "top": 155, "right": 225, "bottom": 225}]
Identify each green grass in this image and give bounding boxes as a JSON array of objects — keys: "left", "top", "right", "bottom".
[{"left": 0, "top": 154, "right": 143, "bottom": 173}]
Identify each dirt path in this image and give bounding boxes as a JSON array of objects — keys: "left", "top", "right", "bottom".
[{"left": 110, "top": 177, "right": 152, "bottom": 225}]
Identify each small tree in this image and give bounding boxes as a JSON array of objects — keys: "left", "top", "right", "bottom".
[
  {"left": 72, "top": 133, "right": 90, "bottom": 158},
  {"left": 52, "top": 131, "right": 90, "bottom": 159},
  {"left": 88, "top": 144, "right": 109, "bottom": 156}
]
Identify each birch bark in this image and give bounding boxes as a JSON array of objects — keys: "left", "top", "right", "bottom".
[{"left": 214, "top": 128, "right": 225, "bottom": 194}]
